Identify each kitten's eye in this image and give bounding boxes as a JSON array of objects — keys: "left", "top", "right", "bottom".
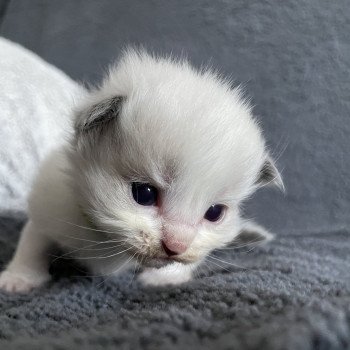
[
  {"left": 204, "top": 204, "right": 225, "bottom": 222},
  {"left": 132, "top": 182, "right": 158, "bottom": 206}
]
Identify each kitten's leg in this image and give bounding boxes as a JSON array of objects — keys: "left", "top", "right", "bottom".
[
  {"left": 138, "top": 262, "right": 198, "bottom": 287},
  {"left": 0, "top": 220, "right": 52, "bottom": 293}
]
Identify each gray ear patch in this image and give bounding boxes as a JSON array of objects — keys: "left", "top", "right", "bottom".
[
  {"left": 76, "top": 96, "right": 124, "bottom": 133},
  {"left": 256, "top": 156, "right": 284, "bottom": 191},
  {"left": 231, "top": 221, "right": 274, "bottom": 247}
]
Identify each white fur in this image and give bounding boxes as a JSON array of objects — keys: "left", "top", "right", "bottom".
[{"left": 0, "top": 49, "right": 281, "bottom": 292}]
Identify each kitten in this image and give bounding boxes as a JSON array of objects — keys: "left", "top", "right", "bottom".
[{"left": 0, "top": 49, "right": 283, "bottom": 292}]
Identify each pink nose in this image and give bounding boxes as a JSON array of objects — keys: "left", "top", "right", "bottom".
[{"left": 161, "top": 239, "right": 188, "bottom": 256}]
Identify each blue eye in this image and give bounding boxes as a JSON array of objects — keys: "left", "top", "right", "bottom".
[
  {"left": 204, "top": 204, "right": 225, "bottom": 222},
  {"left": 132, "top": 183, "right": 158, "bottom": 206}
]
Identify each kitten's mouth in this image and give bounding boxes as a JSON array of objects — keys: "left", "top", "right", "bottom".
[
  {"left": 138, "top": 253, "right": 195, "bottom": 268},
  {"left": 143, "top": 257, "right": 173, "bottom": 268},
  {"left": 126, "top": 234, "right": 196, "bottom": 267},
  {"left": 130, "top": 250, "right": 192, "bottom": 268}
]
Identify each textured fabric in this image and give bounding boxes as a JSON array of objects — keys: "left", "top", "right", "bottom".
[
  {"left": 0, "top": 37, "right": 84, "bottom": 213},
  {"left": 0, "top": 215, "right": 349, "bottom": 350}
]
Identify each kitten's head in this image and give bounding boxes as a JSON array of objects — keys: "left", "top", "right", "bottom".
[{"left": 69, "top": 49, "right": 282, "bottom": 267}]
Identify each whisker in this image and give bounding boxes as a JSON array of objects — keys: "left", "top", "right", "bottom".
[
  {"left": 99, "top": 246, "right": 131, "bottom": 258},
  {"left": 271, "top": 137, "right": 289, "bottom": 163},
  {"left": 126, "top": 254, "right": 141, "bottom": 287},
  {"left": 193, "top": 264, "right": 202, "bottom": 279},
  {"left": 50, "top": 239, "right": 126, "bottom": 263},
  {"left": 72, "top": 246, "right": 133, "bottom": 260},
  {"left": 51, "top": 245, "right": 132, "bottom": 261},
  {"left": 206, "top": 257, "right": 231, "bottom": 273},
  {"left": 48, "top": 215, "right": 125, "bottom": 236},
  {"left": 219, "top": 238, "right": 266, "bottom": 250},
  {"left": 201, "top": 258, "right": 218, "bottom": 276},
  {"left": 74, "top": 245, "right": 127, "bottom": 252},
  {"left": 60, "top": 235, "right": 127, "bottom": 244},
  {"left": 208, "top": 254, "right": 249, "bottom": 270},
  {"left": 96, "top": 253, "right": 136, "bottom": 287},
  {"left": 241, "top": 245, "right": 260, "bottom": 254}
]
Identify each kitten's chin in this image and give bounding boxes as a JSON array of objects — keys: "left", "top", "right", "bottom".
[
  {"left": 143, "top": 258, "right": 173, "bottom": 268},
  {"left": 139, "top": 256, "right": 196, "bottom": 268}
]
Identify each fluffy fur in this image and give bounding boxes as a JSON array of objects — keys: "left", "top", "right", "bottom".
[{"left": 0, "top": 49, "right": 282, "bottom": 292}]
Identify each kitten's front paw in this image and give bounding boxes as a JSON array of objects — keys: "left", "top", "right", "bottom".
[
  {"left": 138, "top": 263, "right": 193, "bottom": 287},
  {"left": 0, "top": 270, "right": 50, "bottom": 293}
]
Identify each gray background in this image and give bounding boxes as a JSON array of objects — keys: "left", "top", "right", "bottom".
[
  {"left": 1, "top": 0, "right": 349, "bottom": 234},
  {"left": 1, "top": 2, "right": 350, "bottom": 350}
]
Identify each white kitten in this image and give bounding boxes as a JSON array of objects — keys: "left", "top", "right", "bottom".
[{"left": 0, "top": 49, "right": 283, "bottom": 292}]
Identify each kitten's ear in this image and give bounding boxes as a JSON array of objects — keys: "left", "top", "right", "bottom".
[
  {"left": 256, "top": 155, "right": 284, "bottom": 191},
  {"left": 232, "top": 221, "right": 274, "bottom": 247},
  {"left": 75, "top": 96, "right": 124, "bottom": 133}
]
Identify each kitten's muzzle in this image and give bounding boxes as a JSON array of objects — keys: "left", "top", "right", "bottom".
[
  {"left": 161, "top": 239, "right": 187, "bottom": 256},
  {"left": 160, "top": 221, "right": 196, "bottom": 256}
]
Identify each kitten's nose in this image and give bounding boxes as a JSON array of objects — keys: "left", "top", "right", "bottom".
[{"left": 161, "top": 239, "right": 187, "bottom": 256}]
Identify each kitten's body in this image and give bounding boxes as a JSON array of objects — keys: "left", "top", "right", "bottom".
[{"left": 0, "top": 50, "right": 282, "bottom": 292}]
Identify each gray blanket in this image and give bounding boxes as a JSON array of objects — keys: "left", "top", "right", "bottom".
[
  {"left": 0, "top": 215, "right": 349, "bottom": 349},
  {"left": 0, "top": 1, "right": 349, "bottom": 349}
]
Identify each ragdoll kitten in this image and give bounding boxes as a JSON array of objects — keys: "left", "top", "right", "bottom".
[{"left": 0, "top": 50, "right": 283, "bottom": 292}]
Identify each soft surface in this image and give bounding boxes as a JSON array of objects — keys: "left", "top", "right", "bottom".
[
  {"left": 0, "top": 37, "right": 84, "bottom": 213},
  {"left": 0, "top": 1, "right": 349, "bottom": 349},
  {"left": 0, "top": 215, "right": 349, "bottom": 350}
]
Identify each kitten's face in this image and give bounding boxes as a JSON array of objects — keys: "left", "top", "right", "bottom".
[{"left": 70, "top": 50, "right": 281, "bottom": 267}]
